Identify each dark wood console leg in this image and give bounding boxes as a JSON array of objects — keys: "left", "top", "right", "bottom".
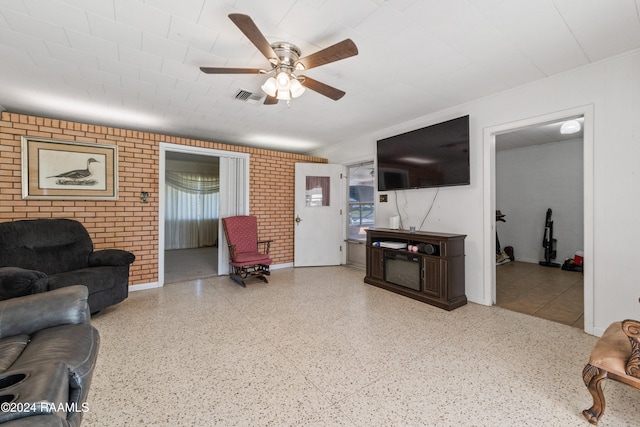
[{"left": 582, "top": 363, "right": 608, "bottom": 425}]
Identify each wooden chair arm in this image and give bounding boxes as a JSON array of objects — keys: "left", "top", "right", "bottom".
[
  {"left": 258, "top": 240, "right": 272, "bottom": 254},
  {"left": 227, "top": 243, "right": 238, "bottom": 261},
  {"left": 622, "top": 319, "right": 640, "bottom": 378}
]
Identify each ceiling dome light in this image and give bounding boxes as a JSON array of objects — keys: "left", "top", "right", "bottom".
[
  {"left": 560, "top": 120, "right": 581, "bottom": 134},
  {"left": 289, "top": 79, "right": 305, "bottom": 98},
  {"left": 261, "top": 77, "right": 277, "bottom": 97}
]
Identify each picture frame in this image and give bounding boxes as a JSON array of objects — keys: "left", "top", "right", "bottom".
[{"left": 21, "top": 137, "right": 118, "bottom": 200}]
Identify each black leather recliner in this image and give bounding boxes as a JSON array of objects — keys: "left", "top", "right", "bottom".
[
  {"left": 0, "top": 285, "right": 99, "bottom": 427},
  {"left": 0, "top": 218, "right": 135, "bottom": 313}
]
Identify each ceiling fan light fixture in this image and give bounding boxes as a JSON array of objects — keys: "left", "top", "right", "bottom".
[
  {"left": 560, "top": 119, "right": 581, "bottom": 134},
  {"left": 200, "top": 14, "right": 359, "bottom": 105},
  {"left": 290, "top": 79, "right": 305, "bottom": 98},
  {"left": 261, "top": 77, "right": 277, "bottom": 97},
  {"left": 276, "top": 71, "right": 291, "bottom": 90},
  {"left": 276, "top": 89, "right": 291, "bottom": 101}
]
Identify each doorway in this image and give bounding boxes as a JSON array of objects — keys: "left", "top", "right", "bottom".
[
  {"left": 493, "top": 118, "right": 584, "bottom": 328},
  {"left": 482, "top": 105, "right": 595, "bottom": 334},
  {"left": 158, "top": 143, "right": 249, "bottom": 287},
  {"left": 164, "top": 151, "right": 220, "bottom": 284}
]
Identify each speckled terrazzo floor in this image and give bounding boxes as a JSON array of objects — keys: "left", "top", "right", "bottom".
[{"left": 86, "top": 266, "right": 640, "bottom": 426}]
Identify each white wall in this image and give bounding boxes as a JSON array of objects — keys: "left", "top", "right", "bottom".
[
  {"left": 496, "top": 139, "right": 584, "bottom": 264},
  {"left": 312, "top": 49, "right": 640, "bottom": 335}
]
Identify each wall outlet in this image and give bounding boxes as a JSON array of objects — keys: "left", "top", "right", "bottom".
[{"left": 380, "top": 194, "right": 388, "bottom": 202}]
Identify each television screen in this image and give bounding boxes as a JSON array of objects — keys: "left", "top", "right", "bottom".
[{"left": 377, "top": 115, "right": 470, "bottom": 191}]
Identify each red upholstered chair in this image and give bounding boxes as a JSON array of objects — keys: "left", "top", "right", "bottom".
[{"left": 221, "top": 215, "right": 273, "bottom": 287}]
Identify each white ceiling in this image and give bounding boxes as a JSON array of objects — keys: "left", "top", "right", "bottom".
[
  {"left": 495, "top": 117, "right": 584, "bottom": 151},
  {"left": 0, "top": 0, "right": 639, "bottom": 154}
]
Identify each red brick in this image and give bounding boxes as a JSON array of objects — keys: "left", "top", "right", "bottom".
[{"left": 0, "top": 112, "right": 326, "bottom": 285}]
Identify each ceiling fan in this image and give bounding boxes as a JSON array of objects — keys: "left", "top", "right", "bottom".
[{"left": 200, "top": 14, "right": 358, "bottom": 105}]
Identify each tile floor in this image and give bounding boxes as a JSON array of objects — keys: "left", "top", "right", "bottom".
[
  {"left": 164, "top": 247, "right": 218, "bottom": 284},
  {"left": 496, "top": 261, "right": 584, "bottom": 329}
]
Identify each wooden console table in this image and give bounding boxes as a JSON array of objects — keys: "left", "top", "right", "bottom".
[{"left": 364, "top": 228, "right": 466, "bottom": 311}]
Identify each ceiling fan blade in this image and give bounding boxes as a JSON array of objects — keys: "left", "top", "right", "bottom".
[
  {"left": 264, "top": 95, "right": 278, "bottom": 105},
  {"left": 200, "top": 67, "right": 264, "bottom": 74},
  {"left": 296, "top": 39, "right": 358, "bottom": 70},
  {"left": 299, "top": 76, "right": 346, "bottom": 100},
  {"left": 228, "top": 14, "right": 279, "bottom": 64}
]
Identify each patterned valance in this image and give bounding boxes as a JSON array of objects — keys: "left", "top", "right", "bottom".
[{"left": 166, "top": 171, "right": 219, "bottom": 194}]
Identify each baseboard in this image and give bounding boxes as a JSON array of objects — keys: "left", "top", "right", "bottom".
[
  {"left": 467, "top": 294, "right": 491, "bottom": 306},
  {"left": 271, "top": 262, "right": 293, "bottom": 270},
  {"left": 129, "top": 264, "right": 293, "bottom": 291},
  {"left": 129, "top": 281, "right": 160, "bottom": 292}
]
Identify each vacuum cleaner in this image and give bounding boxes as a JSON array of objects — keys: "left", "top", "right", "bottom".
[{"left": 539, "top": 208, "right": 560, "bottom": 268}]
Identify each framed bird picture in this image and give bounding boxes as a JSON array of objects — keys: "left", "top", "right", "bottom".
[{"left": 21, "top": 137, "right": 118, "bottom": 200}]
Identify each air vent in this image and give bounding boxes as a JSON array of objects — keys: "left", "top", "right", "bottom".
[{"left": 234, "top": 89, "right": 263, "bottom": 104}]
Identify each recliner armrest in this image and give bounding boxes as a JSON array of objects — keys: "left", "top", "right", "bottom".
[
  {"left": 89, "top": 249, "right": 135, "bottom": 267},
  {"left": 0, "top": 285, "right": 91, "bottom": 339},
  {"left": 0, "top": 266, "right": 48, "bottom": 301}
]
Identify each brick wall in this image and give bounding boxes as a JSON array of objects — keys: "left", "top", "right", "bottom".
[{"left": 0, "top": 112, "right": 326, "bottom": 285}]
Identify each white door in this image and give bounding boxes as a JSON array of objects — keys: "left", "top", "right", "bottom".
[{"left": 294, "top": 163, "right": 346, "bottom": 266}]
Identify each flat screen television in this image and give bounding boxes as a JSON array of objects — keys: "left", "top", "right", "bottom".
[{"left": 377, "top": 115, "right": 470, "bottom": 191}]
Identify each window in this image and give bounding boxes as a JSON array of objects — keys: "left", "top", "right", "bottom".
[
  {"left": 347, "top": 162, "right": 375, "bottom": 241},
  {"left": 305, "top": 176, "right": 330, "bottom": 207}
]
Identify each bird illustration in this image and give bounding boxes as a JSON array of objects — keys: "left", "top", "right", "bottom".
[{"left": 48, "top": 158, "right": 100, "bottom": 180}]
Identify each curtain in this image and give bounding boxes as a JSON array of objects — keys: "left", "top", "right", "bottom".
[
  {"left": 306, "top": 176, "right": 330, "bottom": 206},
  {"left": 224, "top": 156, "right": 247, "bottom": 215},
  {"left": 165, "top": 171, "right": 219, "bottom": 250},
  {"left": 217, "top": 155, "right": 248, "bottom": 275}
]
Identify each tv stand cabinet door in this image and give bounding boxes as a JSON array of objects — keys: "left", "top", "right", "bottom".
[
  {"left": 422, "top": 257, "right": 442, "bottom": 298},
  {"left": 369, "top": 247, "right": 384, "bottom": 280}
]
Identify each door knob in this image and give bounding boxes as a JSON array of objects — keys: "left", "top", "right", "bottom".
[{"left": 295, "top": 215, "right": 302, "bottom": 225}]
